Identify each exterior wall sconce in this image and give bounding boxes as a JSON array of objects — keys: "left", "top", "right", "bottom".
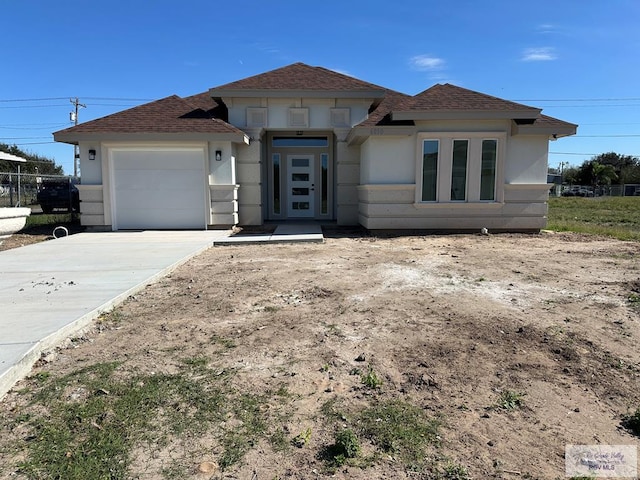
[
  {"left": 88, "top": 149, "right": 96, "bottom": 161},
  {"left": 215, "top": 150, "right": 222, "bottom": 161}
]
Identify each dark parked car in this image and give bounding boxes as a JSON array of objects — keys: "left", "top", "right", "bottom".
[{"left": 37, "top": 179, "right": 80, "bottom": 213}]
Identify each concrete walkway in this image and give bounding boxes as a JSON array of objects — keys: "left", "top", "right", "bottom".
[
  {"left": 0, "top": 230, "right": 229, "bottom": 399},
  {"left": 214, "top": 223, "right": 324, "bottom": 245}
]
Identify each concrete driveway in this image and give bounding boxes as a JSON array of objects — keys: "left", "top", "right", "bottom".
[{"left": 0, "top": 230, "right": 229, "bottom": 399}]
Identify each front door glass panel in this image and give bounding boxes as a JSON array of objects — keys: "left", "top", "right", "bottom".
[{"left": 287, "top": 155, "right": 314, "bottom": 218}]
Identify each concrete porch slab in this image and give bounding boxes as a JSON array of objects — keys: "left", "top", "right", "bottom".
[{"left": 214, "top": 224, "right": 324, "bottom": 245}]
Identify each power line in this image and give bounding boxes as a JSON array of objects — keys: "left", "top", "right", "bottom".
[
  {"left": 550, "top": 151, "right": 640, "bottom": 156},
  {"left": 574, "top": 134, "right": 640, "bottom": 138},
  {"left": 0, "top": 136, "right": 52, "bottom": 140},
  {"left": 513, "top": 97, "right": 640, "bottom": 102},
  {"left": 0, "top": 104, "right": 70, "bottom": 109},
  {"left": 85, "top": 103, "right": 145, "bottom": 107},
  {"left": 0, "top": 96, "right": 154, "bottom": 102},
  {"left": 0, "top": 97, "right": 70, "bottom": 103},
  {"left": 82, "top": 97, "right": 154, "bottom": 101},
  {"left": 580, "top": 122, "right": 640, "bottom": 126},
  {"left": 538, "top": 104, "right": 640, "bottom": 108},
  {"left": 0, "top": 124, "right": 70, "bottom": 130}
]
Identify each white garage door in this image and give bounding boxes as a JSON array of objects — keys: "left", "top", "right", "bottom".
[{"left": 112, "top": 149, "right": 206, "bottom": 230}]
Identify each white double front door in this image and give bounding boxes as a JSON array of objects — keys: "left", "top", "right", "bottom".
[{"left": 286, "top": 154, "right": 315, "bottom": 218}]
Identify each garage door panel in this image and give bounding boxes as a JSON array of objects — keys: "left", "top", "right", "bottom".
[
  {"left": 112, "top": 152, "right": 198, "bottom": 170},
  {"left": 116, "top": 208, "right": 199, "bottom": 229},
  {"left": 114, "top": 170, "right": 203, "bottom": 193},
  {"left": 116, "top": 188, "right": 203, "bottom": 210},
  {"left": 112, "top": 149, "right": 206, "bottom": 230}
]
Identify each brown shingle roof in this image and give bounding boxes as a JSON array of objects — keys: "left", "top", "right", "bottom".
[
  {"left": 357, "top": 90, "right": 414, "bottom": 127},
  {"left": 532, "top": 113, "right": 578, "bottom": 129},
  {"left": 210, "top": 62, "right": 386, "bottom": 95},
  {"left": 54, "top": 94, "right": 244, "bottom": 139},
  {"left": 396, "top": 83, "right": 541, "bottom": 114},
  {"left": 53, "top": 65, "right": 576, "bottom": 141}
]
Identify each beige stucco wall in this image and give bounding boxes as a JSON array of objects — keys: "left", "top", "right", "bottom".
[
  {"left": 226, "top": 97, "right": 372, "bottom": 129},
  {"left": 505, "top": 135, "right": 549, "bottom": 184},
  {"left": 360, "top": 136, "right": 415, "bottom": 184},
  {"left": 357, "top": 127, "right": 552, "bottom": 231}
]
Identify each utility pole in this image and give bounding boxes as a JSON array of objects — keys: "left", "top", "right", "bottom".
[{"left": 70, "top": 97, "right": 85, "bottom": 177}]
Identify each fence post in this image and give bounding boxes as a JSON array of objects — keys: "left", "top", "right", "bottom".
[{"left": 8, "top": 173, "right": 13, "bottom": 207}]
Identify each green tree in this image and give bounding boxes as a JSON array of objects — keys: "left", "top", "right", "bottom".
[
  {"left": 591, "top": 162, "right": 617, "bottom": 187},
  {"left": 562, "top": 166, "right": 580, "bottom": 185},
  {"left": 589, "top": 152, "right": 639, "bottom": 184},
  {"left": 0, "top": 143, "right": 63, "bottom": 175}
]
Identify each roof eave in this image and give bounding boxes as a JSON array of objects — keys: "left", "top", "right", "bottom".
[
  {"left": 391, "top": 109, "right": 542, "bottom": 121},
  {"left": 54, "top": 131, "right": 250, "bottom": 145},
  {"left": 208, "top": 88, "right": 386, "bottom": 100},
  {"left": 512, "top": 123, "right": 577, "bottom": 138}
]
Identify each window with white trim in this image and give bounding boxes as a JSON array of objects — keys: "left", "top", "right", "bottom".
[
  {"left": 421, "top": 140, "right": 439, "bottom": 202},
  {"left": 451, "top": 140, "right": 468, "bottom": 201},
  {"left": 418, "top": 134, "right": 502, "bottom": 203},
  {"left": 480, "top": 139, "right": 497, "bottom": 201}
]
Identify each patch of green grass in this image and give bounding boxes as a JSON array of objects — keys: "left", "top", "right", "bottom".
[
  {"left": 268, "top": 428, "right": 290, "bottom": 452},
  {"left": 210, "top": 335, "right": 236, "bottom": 350},
  {"left": 356, "top": 400, "right": 441, "bottom": 469},
  {"left": 6, "top": 358, "right": 293, "bottom": 478},
  {"left": 218, "top": 393, "right": 269, "bottom": 469},
  {"left": 361, "top": 366, "right": 383, "bottom": 389},
  {"left": 17, "top": 362, "right": 185, "bottom": 480},
  {"left": 496, "top": 390, "right": 525, "bottom": 411},
  {"left": 323, "top": 429, "right": 361, "bottom": 467},
  {"left": 291, "top": 427, "right": 312, "bottom": 448},
  {"left": 628, "top": 293, "right": 640, "bottom": 305},
  {"left": 440, "top": 461, "right": 471, "bottom": 479},
  {"left": 25, "top": 213, "right": 76, "bottom": 227},
  {"left": 622, "top": 407, "right": 640, "bottom": 436},
  {"left": 547, "top": 196, "right": 640, "bottom": 241},
  {"left": 29, "top": 371, "right": 51, "bottom": 383}
]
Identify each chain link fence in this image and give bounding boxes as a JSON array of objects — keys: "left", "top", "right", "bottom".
[
  {"left": 0, "top": 172, "right": 79, "bottom": 208},
  {"left": 556, "top": 184, "right": 640, "bottom": 197}
]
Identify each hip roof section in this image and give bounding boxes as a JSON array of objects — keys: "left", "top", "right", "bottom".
[
  {"left": 209, "top": 62, "right": 387, "bottom": 99},
  {"left": 53, "top": 62, "right": 577, "bottom": 142},
  {"left": 54, "top": 95, "right": 247, "bottom": 143}
]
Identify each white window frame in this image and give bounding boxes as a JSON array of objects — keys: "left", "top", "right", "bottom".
[{"left": 415, "top": 132, "right": 506, "bottom": 204}]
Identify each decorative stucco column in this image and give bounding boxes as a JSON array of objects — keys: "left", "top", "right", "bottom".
[
  {"left": 334, "top": 128, "right": 360, "bottom": 225},
  {"left": 235, "top": 128, "right": 263, "bottom": 225}
]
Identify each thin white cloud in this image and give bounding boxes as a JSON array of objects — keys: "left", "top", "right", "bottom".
[
  {"left": 410, "top": 54, "right": 445, "bottom": 71},
  {"left": 521, "top": 47, "right": 557, "bottom": 62},
  {"left": 536, "top": 24, "right": 557, "bottom": 34}
]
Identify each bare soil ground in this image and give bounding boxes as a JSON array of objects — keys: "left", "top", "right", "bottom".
[
  {"left": 0, "top": 232, "right": 50, "bottom": 251},
  {"left": 1, "top": 231, "right": 639, "bottom": 479}
]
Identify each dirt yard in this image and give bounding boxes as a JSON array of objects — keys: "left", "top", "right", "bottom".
[{"left": 1, "top": 231, "right": 639, "bottom": 479}]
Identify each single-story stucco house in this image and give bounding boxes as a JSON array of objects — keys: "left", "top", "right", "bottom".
[{"left": 54, "top": 62, "right": 576, "bottom": 231}]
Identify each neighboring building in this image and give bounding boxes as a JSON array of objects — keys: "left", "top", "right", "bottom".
[{"left": 54, "top": 63, "right": 577, "bottom": 231}]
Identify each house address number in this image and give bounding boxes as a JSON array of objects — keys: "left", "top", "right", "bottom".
[{"left": 369, "top": 128, "right": 385, "bottom": 135}]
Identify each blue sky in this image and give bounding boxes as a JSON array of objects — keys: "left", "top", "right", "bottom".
[{"left": 1, "top": 0, "right": 639, "bottom": 174}]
